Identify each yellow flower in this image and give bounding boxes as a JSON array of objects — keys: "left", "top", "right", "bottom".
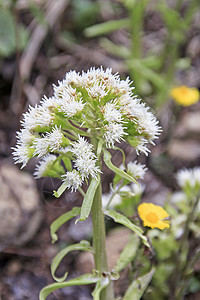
[
  {"left": 138, "top": 203, "right": 170, "bottom": 230},
  {"left": 170, "top": 85, "right": 199, "bottom": 106}
]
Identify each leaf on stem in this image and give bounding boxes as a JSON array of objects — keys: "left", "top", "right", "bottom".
[
  {"left": 51, "top": 240, "right": 92, "bottom": 282},
  {"left": 39, "top": 274, "right": 100, "bottom": 300},
  {"left": 104, "top": 209, "right": 150, "bottom": 248},
  {"left": 97, "top": 138, "right": 104, "bottom": 158},
  {"left": 53, "top": 182, "right": 69, "bottom": 198},
  {"left": 84, "top": 18, "right": 130, "bottom": 37},
  {"left": 115, "top": 234, "right": 140, "bottom": 273},
  {"left": 62, "top": 156, "right": 72, "bottom": 171},
  {"left": 92, "top": 276, "right": 110, "bottom": 300},
  {"left": 103, "top": 150, "right": 137, "bottom": 184},
  {"left": 123, "top": 268, "right": 155, "bottom": 300},
  {"left": 76, "top": 175, "right": 100, "bottom": 222},
  {"left": 50, "top": 207, "right": 81, "bottom": 243}
]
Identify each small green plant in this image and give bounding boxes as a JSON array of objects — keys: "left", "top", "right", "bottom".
[
  {"left": 13, "top": 67, "right": 169, "bottom": 299},
  {"left": 0, "top": 2, "right": 28, "bottom": 57},
  {"left": 84, "top": 0, "right": 199, "bottom": 108},
  {"left": 106, "top": 166, "right": 200, "bottom": 299},
  {"left": 143, "top": 167, "right": 200, "bottom": 300}
]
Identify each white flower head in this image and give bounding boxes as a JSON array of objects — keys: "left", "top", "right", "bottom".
[
  {"left": 53, "top": 71, "right": 81, "bottom": 98},
  {"left": 70, "top": 136, "right": 94, "bottom": 157},
  {"left": 86, "top": 82, "right": 108, "bottom": 99},
  {"left": 12, "top": 144, "right": 34, "bottom": 168},
  {"left": 33, "top": 127, "right": 64, "bottom": 157},
  {"left": 46, "top": 127, "right": 64, "bottom": 151},
  {"left": 71, "top": 136, "right": 100, "bottom": 179},
  {"left": 34, "top": 154, "right": 57, "bottom": 178},
  {"left": 171, "top": 191, "right": 186, "bottom": 204},
  {"left": 176, "top": 167, "right": 200, "bottom": 189},
  {"left": 65, "top": 70, "right": 81, "bottom": 86},
  {"left": 62, "top": 170, "right": 83, "bottom": 191},
  {"left": 125, "top": 100, "right": 161, "bottom": 142},
  {"left": 127, "top": 161, "right": 147, "bottom": 179},
  {"left": 176, "top": 168, "right": 195, "bottom": 188},
  {"left": 58, "top": 98, "right": 85, "bottom": 118},
  {"left": 16, "top": 128, "right": 35, "bottom": 145},
  {"left": 21, "top": 104, "right": 53, "bottom": 130},
  {"left": 74, "top": 156, "right": 100, "bottom": 179},
  {"left": 103, "top": 122, "right": 127, "bottom": 148},
  {"left": 134, "top": 137, "right": 150, "bottom": 156},
  {"left": 40, "top": 95, "right": 58, "bottom": 110},
  {"left": 102, "top": 102, "right": 122, "bottom": 123}
]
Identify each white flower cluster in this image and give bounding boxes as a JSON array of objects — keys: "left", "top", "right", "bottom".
[
  {"left": 62, "top": 137, "right": 101, "bottom": 191},
  {"left": 127, "top": 161, "right": 147, "bottom": 179},
  {"left": 62, "top": 170, "right": 84, "bottom": 192},
  {"left": 33, "top": 127, "right": 64, "bottom": 157},
  {"left": 13, "top": 67, "right": 161, "bottom": 191},
  {"left": 120, "top": 161, "right": 147, "bottom": 180},
  {"left": 51, "top": 67, "right": 161, "bottom": 152},
  {"left": 176, "top": 167, "right": 200, "bottom": 189}
]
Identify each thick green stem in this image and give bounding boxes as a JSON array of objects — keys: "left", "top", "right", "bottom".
[{"left": 91, "top": 182, "right": 115, "bottom": 300}]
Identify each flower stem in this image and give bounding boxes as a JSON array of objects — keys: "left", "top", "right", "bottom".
[{"left": 91, "top": 181, "right": 115, "bottom": 300}]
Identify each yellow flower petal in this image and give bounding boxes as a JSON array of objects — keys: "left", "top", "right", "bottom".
[
  {"left": 138, "top": 203, "right": 170, "bottom": 230},
  {"left": 170, "top": 85, "right": 199, "bottom": 106}
]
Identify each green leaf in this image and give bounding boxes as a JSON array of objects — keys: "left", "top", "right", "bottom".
[
  {"left": 104, "top": 210, "right": 150, "bottom": 248},
  {"left": 100, "top": 37, "right": 131, "bottom": 58},
  {"left": 97, "top": 139, "right": 104, "bottom": 158},
  {"left": 0, "top": 8, "right": 28, "bottom": 57},
  {"left": 51, "top": 240, "right": 92, "bottom": 282},
  {"left": 123, "top": 268, "right": 155, "bottom": 300},
  {"left": 0, "top": 9, "right": 16, "bottom": 56},
  {"left": 39, "top": 274, "right": 100, "bottom": 300},
  {"left": 114, "top": 146, "right": 126, "bottom": 166},
  {"left": 115, "top": 234, "right": 140, "bottom": 273},
  {"left": 84, "top": 18, "right": 130, "bottom": 37},
  {"left": 50, "top": 207, "right": 81, "bottom": 243},
  {"left": 53, "top": 182, "right": 69, "bottom": 198},
  {"left": 77, "top": 175, "right": 100, "bottom": 222},
  {"left": 127, "top": 58, "right": 166, "bottom": 89},
  {"left": 62, "top": 157, "right": 72, "bottom": 171},
  {"left": 92, "top": 277, "right": 110, "bottom": 300},
  {"left": 103, "top": 150, "right": 137, "bottom": 184},
  {"left": 113, "top": 173, "right": 122, "bottom": 188}
]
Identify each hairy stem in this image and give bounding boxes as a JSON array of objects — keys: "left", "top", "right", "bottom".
[{"left": 91, "top": 182, "right": 115, "bottom": 300}]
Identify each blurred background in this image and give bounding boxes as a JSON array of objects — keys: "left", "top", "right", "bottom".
[{"left": 0, "top": 0, "right": 200, "bottom": 299}]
